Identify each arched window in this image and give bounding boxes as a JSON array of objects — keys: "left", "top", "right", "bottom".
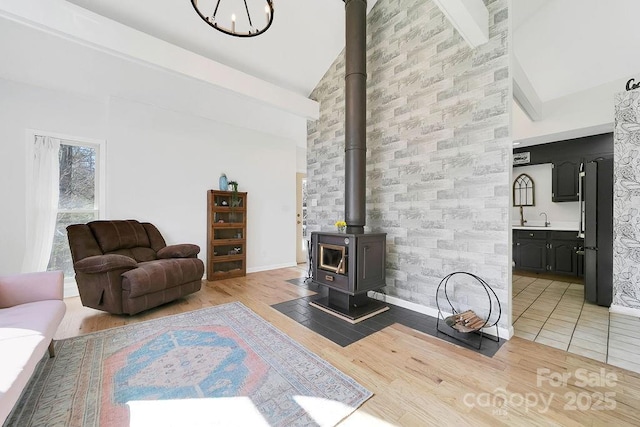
[{"left": 513, "top": 173, "right": 534, "bottom": 206}]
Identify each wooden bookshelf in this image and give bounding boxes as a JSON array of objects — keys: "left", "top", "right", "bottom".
[{"left": 206, "top": 190, "right": 247, "bottom": 281}]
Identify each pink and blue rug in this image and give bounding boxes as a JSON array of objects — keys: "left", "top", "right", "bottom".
[{"left": 6, "top": 302, "right": 372, "bottom": 426}]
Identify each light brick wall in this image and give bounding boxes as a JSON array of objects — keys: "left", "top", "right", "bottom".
[{"left": 307, "top": 0, "right": 511, "bottom": 326}]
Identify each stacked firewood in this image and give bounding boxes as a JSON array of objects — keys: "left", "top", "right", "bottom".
[{"left": 446, "top": 310, "right": 487, "bottom": 333}]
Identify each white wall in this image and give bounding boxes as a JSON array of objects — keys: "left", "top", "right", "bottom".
[
  {"left": 511, "top": 163, "right": 578, "bottom": 226},
  {"left": 0, "top": 77, "right": 304, "bottom": 276},
  {"left": 0, "top": 78, "right": 107, "bottom": 274},
  {"left": 106, "top": 97, "right": 298, "bottom": 271},
  {"left": 296, "top": 146, "right": 307, "bottom": 174}
]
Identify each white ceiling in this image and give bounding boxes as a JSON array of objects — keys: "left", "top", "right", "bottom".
[
  {"left": 513, "top": 0, "right": 640, "bottom": 103},
  {"left": 59, "top": 0, "right": 640, "bottom": 103},
  {"left": 63, "top": 0, "right": 377, "bottom": 97},
  {"left": 0, "top": 0, "right": 638, "bottom": 121}
]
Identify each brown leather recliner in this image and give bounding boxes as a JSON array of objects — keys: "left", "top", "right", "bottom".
[{"left": 67, "top": 220, "right": 204, "bottom": 315}]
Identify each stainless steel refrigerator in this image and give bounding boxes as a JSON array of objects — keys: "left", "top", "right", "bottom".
[{"left": 578, "top": 158, "right": 613, "bottom": 306}]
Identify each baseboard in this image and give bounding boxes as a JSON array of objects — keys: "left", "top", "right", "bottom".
[
  {"left": 247, "top": 262, "right": 297, "bottom": 274},
  {"left": 368, "top": 291, "right": 513, "bottom": 340},
  {"left": 609, "top": 304, "right": 640, "bottom": 318},
  {"left": 63, "top": 281, "right": 79, "bottom": 299}
]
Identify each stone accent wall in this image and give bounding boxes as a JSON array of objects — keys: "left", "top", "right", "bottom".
[
  {"left": 613, "top": 90, "right": 640, "bottom": 311},
  {"left": 307, "top": 0, "right": 511, "bottom": 326}
]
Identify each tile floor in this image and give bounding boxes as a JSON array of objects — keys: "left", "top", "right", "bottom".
[
  {"left": 512, "top": 273, "right": 640, "bottom": 374},
  {"left": 275, "top": 277, "right": 505, "bottom": 356}
]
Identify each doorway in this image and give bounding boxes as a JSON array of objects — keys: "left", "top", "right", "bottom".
[{"left": 296, "top": 173, "right": 308, "bottom": 264}]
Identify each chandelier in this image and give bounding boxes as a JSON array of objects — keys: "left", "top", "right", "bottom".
[{"left": 190, "top": 0, "right": 274, "bottom": 38}]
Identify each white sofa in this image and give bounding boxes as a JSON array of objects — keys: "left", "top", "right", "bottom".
[{"left": 0, "top": 271, "right": 66, "bottom": 423}]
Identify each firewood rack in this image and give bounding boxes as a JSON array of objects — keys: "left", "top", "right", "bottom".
[{"left": 436, "top": 272, "right": 501, "bottom": 350}]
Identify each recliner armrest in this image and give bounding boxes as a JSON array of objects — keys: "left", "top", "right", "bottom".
[
  {"left": 157, "top": 244, "right": 200, "bottom": 259},
  {"left": 74, "top": 254, "right": 137, "bottom": 274},
  {"left": 0, "top": 271, "right": 64, "bottom": 308}
]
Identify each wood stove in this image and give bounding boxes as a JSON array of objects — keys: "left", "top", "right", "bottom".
[
  {"left": 311, "top": 231, "right": 387, "bottom": 322},
  {"left": 312, "top": 232, "right": 386, "bottom": 294},
  {"left": 310, "top": 0, "right": 387, "bottom": 322}
]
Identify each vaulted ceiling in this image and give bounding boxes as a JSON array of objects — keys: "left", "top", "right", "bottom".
[
  {"left": 512, "top": 0, "right": 640, "bottom": 103},
  {"left": 1, "top": 0, "right": 638, "bottom": 131},
  {"left": 63, "top": 0, "right": 378, "bottom": 97},
  {"left": 59, "top": 0, "right": 640, "bottom": 103}
]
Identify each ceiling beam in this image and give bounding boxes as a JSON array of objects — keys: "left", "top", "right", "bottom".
[
  {"left": 0, "top": 0, "right": 319, "bottom": 120},
  {"left": 432, "top": 0, "right": 488, "bottom": 48},
  {"left": 512, "top": 56, "right": 543, "bottom": 121}
]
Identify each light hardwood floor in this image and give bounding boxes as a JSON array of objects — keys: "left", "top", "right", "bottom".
[{"left": 58, "top": 267, "right": 640, "bottom": 426}]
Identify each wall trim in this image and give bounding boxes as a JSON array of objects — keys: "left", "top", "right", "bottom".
[
  {"left": 247, "top": 262, "right": 297, "bottom": 274},
  {"left": 609, "top": 304, "right": 640, "bottom": 318},
  {"left": 64, "top": 279, "right": 80, "bottom": 299},
  {"left": 368, "top": 291, "right": 514, "bottom": 340}
]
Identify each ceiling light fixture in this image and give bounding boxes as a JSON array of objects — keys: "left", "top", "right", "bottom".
[{"left": 190, "top": 0, "right": 274, "bottom": 38}]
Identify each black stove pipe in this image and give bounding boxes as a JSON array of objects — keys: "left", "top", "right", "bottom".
[{"left": 344, "top": 0, "right": 367, "bottom": 235}]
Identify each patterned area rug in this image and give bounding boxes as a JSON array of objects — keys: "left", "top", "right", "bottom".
[{"left": 6, "top": 302, "right": 372, "bottom": 426}]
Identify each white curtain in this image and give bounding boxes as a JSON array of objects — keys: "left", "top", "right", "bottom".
[{"left": 22, "top": 135, "right": 60, "bottom": 272}]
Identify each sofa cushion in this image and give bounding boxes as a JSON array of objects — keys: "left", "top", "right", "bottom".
[
  {"left": 66, "top": 224, "right": 104, "bottom": 261},
  {"left": 106, "top": 247, "right": 157, "bottom": 263},
  {"left": 89, "top": 220, "right": 151, "bottom": 253},
  {"left": 0, "top": 271, "right": 64, "bottom": 309},
  {"left": 74, "top": 254, "right": 138, "bottom": 274},
  {"left": 121, "top": 259, "right": 204, "bottom": 298},
  {"left": 0, "top": 300, "right": 66, "bottom": 423},
  {"left": 142, "top": 222, "right": 167, "bottom": 252},
  {"left": 157, "top": 244, "right": 200, "bottom": 259}
]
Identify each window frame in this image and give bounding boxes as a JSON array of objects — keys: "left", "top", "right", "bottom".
[{"left": 25, "top": 129, "right": 106, "bottom": 290}]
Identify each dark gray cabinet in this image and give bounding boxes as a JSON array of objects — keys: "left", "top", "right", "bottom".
[
  {"left": 518, "top": 240, "right": 547, "bottom": 272},
  {"left": 552, "top": 159, "right": 580, "bottom": 202},
  {"left": 514, "top": 230, "right": 547, "bottom": 273},
  {"left": 549, "top": 231, "right": 583, "bottom": 276},
  {"left": 513, "top": 230, "right": 583, "bottom": 277},
  {"left": 513, "top": 133, "right": 612, "bottom": 166}
]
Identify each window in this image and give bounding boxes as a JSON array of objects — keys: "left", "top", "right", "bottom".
[
  {"left": 26, "top": 131, "right": 105, "bottom": 295},
  {"left": 47, "top": 141, "right": 104, "bottom": 281}
]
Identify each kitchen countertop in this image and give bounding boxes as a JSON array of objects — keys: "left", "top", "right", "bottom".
[
  {"left": 512, "top": 226, "right": 579, "bottom": 231},
  {"left": 512, "top": 221, "right": 579, "bottom": 232}
]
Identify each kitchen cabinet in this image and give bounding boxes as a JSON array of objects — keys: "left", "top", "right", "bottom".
[
  {"left": 513, "top": 133, "right": 612, "bottom": 166},
  {"left": 549, "top": 232, "right": 582, "bottom": 276},
  {"left": 513, "top": 230, "right": 583, "bottom": 277},
  {"left": 552, "top": 159, "right": 580, "bottom": 202},
  {"left": 577, "top": 251, "right": 584, "bottom": 277},
  {"left": 514, "top": 230, "right": 547, "bottom": 273}
]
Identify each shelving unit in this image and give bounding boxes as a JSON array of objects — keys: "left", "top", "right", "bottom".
[{"left": 207, "top": 190, "right": 247, "bottom": 281}]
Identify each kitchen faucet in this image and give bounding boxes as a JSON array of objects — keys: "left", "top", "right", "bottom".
[
  {"left": 519, "top": 206, "right": 527, "bottom": 226},
  {"left": 540, "top": 212, "right": 550, "bottom": 227}
]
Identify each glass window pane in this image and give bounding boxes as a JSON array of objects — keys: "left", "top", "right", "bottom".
[
  {"left": 58, "top": 144, "right": 96, "bottom": 210},
  {"left": 48, "top": 212, "right": 97, "bottom": 278}
]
